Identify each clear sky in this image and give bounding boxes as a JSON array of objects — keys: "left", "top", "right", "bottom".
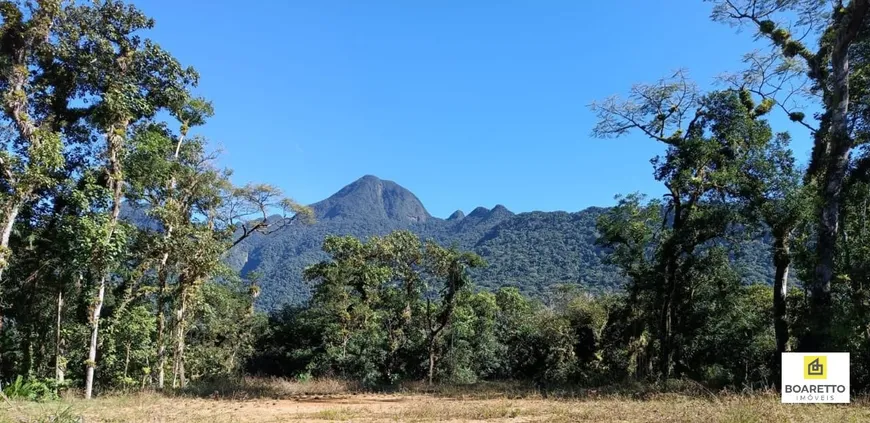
[{"left": 135, "top": 0, "right": 815, "bottom": 218}]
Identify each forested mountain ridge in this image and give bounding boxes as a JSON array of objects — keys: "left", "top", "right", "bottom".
[{"left": 230, "top": 175, "right": 773, "bottom": 311}]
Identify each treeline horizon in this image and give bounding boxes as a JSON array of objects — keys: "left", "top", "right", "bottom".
[{"left": 3, "top": 0, "right": 870, "bottom": 401}]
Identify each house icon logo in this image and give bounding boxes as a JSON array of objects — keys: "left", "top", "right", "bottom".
[{"left": 804, "top": 356, "right": 826, "bottom": 379}]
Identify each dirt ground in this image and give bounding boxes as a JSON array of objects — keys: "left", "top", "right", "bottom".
[{"left": 5, "top": 391, "right": 870, "bottom": 423}]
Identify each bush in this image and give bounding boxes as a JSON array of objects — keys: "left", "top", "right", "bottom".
[{"left": 2, "top": 375, "right": 60, "bottom": 401}]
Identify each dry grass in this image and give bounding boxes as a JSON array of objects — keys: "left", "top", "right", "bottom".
[{"left": 3, "top": 379, "right": 870, "bottom": 422}]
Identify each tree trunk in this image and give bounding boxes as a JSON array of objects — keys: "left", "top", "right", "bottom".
[
  {"left": 156, "top": 304, "right": 166, "bottom": 389},
  {"left": 658, "top": 298, "right": 673, "bottom": 379},
  {"left": 172, "top": 287, "right": 188, "bottom": 389},
  {"left": 771, "top": 230, "right": 792, "bottom": 391},
  {"left": 55, "top": 289, "right": 65, "bottom": 384},
  {"left": 428, "top": 338, "right": 436, "bottom": 385},
  {"left": 84, "top": 275, "right": 106, "bottom": 399},
  {"left": 155, "top": 251, "right": 170, "bottom": 390},
  {"left": 803, "top": 1, "right": 870, "bottom": 352},
  {"left": 0, "top": 201, "right": 23, "bottom": 331},
  {"left": 228, "top": 349, "right": 237, "bottom": 374},
  {"left": 124, "top": 342, "right": 131, "bottom": 380},
  {"left": 171, "top": 306, "right": 180, "bottom": 389},
  {"left": 84, "top": 123, "right": 127, "bottom": 399},
  {"left": 807, "top": 146, "right": 848, "bottom": 352},
  {"left": 773, "top": 235, "right": 791, "bottom": 355},
  {"left": 23, "top": 329, "right": 34, "bottom": 378},
  {"left": 153, "top": 132, "right": 185, "bottom": 389},
  {"left": 658, "top": 252, "right": 678, "bottom": 379},
  {"left": 178, "top": 341, "right": 186, "bottom": 388},
  {"left": 0, "top": 201, "right": 22, "bottom": 280}
]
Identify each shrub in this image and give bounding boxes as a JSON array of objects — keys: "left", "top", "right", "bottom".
[{"left": 2, "top": 375, "right": 60, "bottom": 402}]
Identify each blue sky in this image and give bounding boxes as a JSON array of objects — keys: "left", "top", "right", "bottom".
[{"left": 135, "top": 0, "right": 815, "bottom": 218}]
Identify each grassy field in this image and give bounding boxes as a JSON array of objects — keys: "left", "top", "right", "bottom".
[{"left": 3, "top": 379, "right": 870, "bottom": 422}]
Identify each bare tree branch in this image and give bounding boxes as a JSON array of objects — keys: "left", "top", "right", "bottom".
[
  {"left": 717, "top": 50, "right": 819, "bottom": 132},
  {"left": 590, "top": 70, "right": 701, "bottom": 145}
]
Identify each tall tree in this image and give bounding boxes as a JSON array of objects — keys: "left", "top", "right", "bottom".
[
  {"left": 124, "top": 96, "right": 214, "bottom": 390},
  {"left": 592, "top": 83, "right": 779, "bottom": 377},
  {"left": 734, "top": 126, "right": 806, "bottom": 356},
  {"left": 709, "top": 0, "right": 870, "bottom": 351},
  {"left": 66, "top": 0, "right": 198, "bottom": 398},
  {"left": 0, "top": 1, "right": 65, "bottom": 328},
  {"left": 422, "top": 243, "right": 485, "bottom": 384}
]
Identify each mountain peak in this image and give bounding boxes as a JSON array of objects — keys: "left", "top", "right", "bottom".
[
  {"left": 489, "top": 204, "right": 514, "bottom": 218},
  {"left": 468, "top": 206, "right": 490, "bottom": 218},
  {"left": 491, "top": 204, "right": 511, "bottom": 214},
  {"left": 357, "top": 174, "right": 382, "bottom": 183},
  {"left": 447, "top": 210, "right": 465, "bottom": 220},
  {"left": 466, "top": 205, "right": 514, "bottom": 220},
  {"left": 311, "top": 175, "right": 431, "bottom": 223}
]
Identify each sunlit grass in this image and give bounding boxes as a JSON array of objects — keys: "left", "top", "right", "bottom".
[{"left": 3, "top": 378, "right": 870, "bottom": 422}]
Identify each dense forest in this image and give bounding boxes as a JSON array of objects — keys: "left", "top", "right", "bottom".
[
  {"left": 2, "top": 0, "right": 870, "bottom": 402},
  {"left": 227, "top": 174, "right": 776, "bottom": 311}
]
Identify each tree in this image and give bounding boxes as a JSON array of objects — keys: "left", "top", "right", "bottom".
[
  {"left": 183, "top": 280, "right": 266, "bottom": 383},
  {"left": 0, "top": 0, "right": 198, "bottom": 398},
  {"left": 422, "top": 243, "right": 485, "bottom": 384},
  {"left": 122, "top": 100, "right": 311, "bottom": 389},
  {"left": 709, "top": 0, "right": 870, "bottom": 352},
  {"left": 124, "top": 102, "right": 218, "bottom": 390},
  {"left": 133, "top": 96, "right": 213, "bottom": 390},
  {"left": 0, "top": 0, "right": 65, "bottom": 287},
  {"left": 593, "top": 85, "right": 779, "bottom": 378},
  {"left": 74, "top": 0, "right": 198, "bottom": 398},
  {"left": 302, "top": 234, "right": 396, "bottom": 384},
  {"left": 294, "top": 232, "right": 488, "bottom": 385},
  {"left": 733, "top": 126, "right": 807, "bottom": 357}
]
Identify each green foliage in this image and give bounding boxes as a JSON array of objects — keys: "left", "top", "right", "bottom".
[
  {"left": 254, "top": 232, "right": 492, "bottom": 385},
  {"left": 0, "top": 0, "right": 306, "bottom": 397},
  {"left": 184, "top": 282, "right": 266, "bottom": 381},
  {"left": 591, "top": 88, "right": 801, "bottom": 384},
  {"left": 256, "top": 233, "right": 665, "bottom": 388},
  {"left": 788, "top": 112, "right": 805, "bottom": 122},
  {"left": 101, "top": 305, "right": 156, "bottom": 389},
  {"left": 2, "top": 376, "right": 59, "bottom": 402},
  {"left": 254, "top": 240, "right": 782, "bottom": 390}
]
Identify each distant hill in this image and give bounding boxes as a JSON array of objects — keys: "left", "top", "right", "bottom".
[{"left": 227, "top": 175, "right": 774, "bottom": 311}]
